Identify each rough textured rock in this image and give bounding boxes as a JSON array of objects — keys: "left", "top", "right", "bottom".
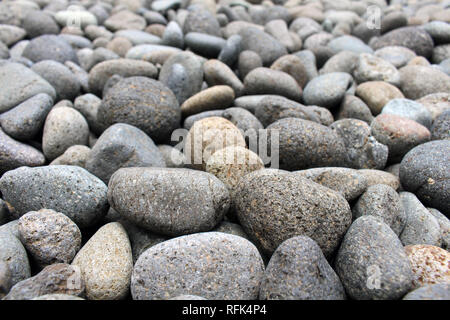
[
  {"left": 18, "top": 209, "right": 81, "bottom": 267},
  {"left": 399, "top": 140, "right": 450, "bottom": 216},
  {"left": 404, "top": 244, "right": 450, "bottom": 288},
  {"left": 72, "top": 222, "right": 132, "bottom": 300},
  {"left": 359, "top": 169, "right": 400, "bottom": 190},
  {"left": 233, "top": 170, "right": 352, "bottom": 257},
  {"left": 403, "top": 283, "right": 450, "bottom": 300},
  {"left": 98, "top": 77, "right": 180, "bottom": 143},
  {"left": 335, "top": 216, "right": 414, "bottom": 300},
  {"left": 353, "top": 184, "right": 406, "bottom": 236},
  {"left": 0, "top": 165, "right": 109, "bottom": 228},
  {"left": 259, "top": 236, "right": 346, "bottom": 300},
  {"left": 294, "top": 167, "right": 368, "bottom": 202},
  {"left": 399, "top": 192, "right": 441, "bottom": 247},
  {"left": 131, "top": 232, "right": 264, "bottom": 300},
  {"left": 108, "top": 168, "right": 230, "bottom": 236},
  {"left": 0, "top": 229, "right": 30, "bottom": 288},
  {"left": 3, "top": 263, "right": 85, "bottom": 300},
  {"left": 266, "top": 118, "right": 348, "bottom": 171},
  {"left": 50, "top": 145, "right": 91, "bottom": 168},
  {"left": 85, "top": 123, "right": 165, "bottom": 183}
]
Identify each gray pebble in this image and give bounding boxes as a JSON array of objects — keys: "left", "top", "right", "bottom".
[
  {"left": 233, "top": 169, "right": 351, "bottom": 257},
  {"left": 399, "top": 192, "right": 441, "bottom": 247},
  {"left": 18, "top": 209, "right": 81, "bottom": 267},
  {"left": 238, "top": 50, "right": 263, "bottom": 80},
  {"left": 131, "top": 232, "right": 264, "bottom": 300},
  {"left": 260, "top": 236, "right": 346, "bottom": 300},
  {"left": 430, "top": 109, "right": 450, "bottom": 140},
  {"left": 50, "top": 145, "right": 91, "bottom": 168},
  {"left": 22, "top": 35, "right": 78, "bottom": 64},
  {"left": 98, "top": 76, "right": 180, "bottom": 143},
  {"left": 86, "top": 123, "right": 165, "bottom": 183},
  {"left": 381, "top": 98, "right": 432, "bottom": 129},
  {"left": 161, "top": 21, "right": 183, "bottom": 48},
  {"left": 22, "top": 10, "right": 59, "bottom": 38},
  {"left": 353, "top": 184, "right": 406, "bottom": 236},
  {"left": 399, "top": 140, "right": 450, "bottom": 215},
  {"left": 374, "top": 46, "right": 416, "bottom": 68},
  {"left": 185, "top": 32, "right": 226, "bottom": 57},
  {"left": 428, "top": 208, "right": 450, "bottom": 250},
  {"left": 0, "top": 165, "right": 109, "bottom": 228},
  {"left": 0, "top": 93, "right": 53, "bottom": 141},
  {"left": 399, "top": 65, "right": 450, "bottom": 100},
  {"left": 337, "top": 94, "right": 374, "bottom": 124},
  {"left": 335, "top": 216, "right": 414, "bottom": 300},
  {"left": 218, "top": 34, "right": 241, "bottom": 66},
  {"left": 183, "top": 8, "right": 221, "bottom": 37},
  {"left": 0, "top": 228, "right": 30, "bottom": 288},
  {"left": 108, "top": 168, "right": 230, "bottom": 236}
]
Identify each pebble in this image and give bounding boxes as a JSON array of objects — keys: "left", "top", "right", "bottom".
[
  {"left": 161, "top": 21, "right": 183, "bottom": 48},
  {"left": 381, "top": 99, "right": 432, "bottom": 129},
  {"left": 260, "top": 236, "right": 345, "bottom": 300},
  {"left": 403, "top": 283, "right": 450, "bottom": 300},
  {"left": 319, "top": 50, "right": 358, "bottom": 75},
  {"left": 233, "top": 170, "right": 351, "bottom": 257},
  {"left": 72, "top": 222, "right": 132, "bottom": 300},
  {"left": 3, "top": 263, "right": 85, "bottom": 300},
  {"left": 266, "top": 118, "right": 347, "bottom": 170},
  {"left": 355, "top": 81, "right": 405, "bottom": 115},
  {"left": 430, "top": 110, "right": 450, "bottom": 140},
  {"left": 238, "top": 27, "right": 288, "bottom": 66},
  {"left": 416, "top": 93, "right": 450, "bottom": 120},
  {"left": 399, "top": 192, "right": 441, "bottom": 247},
  {"left": 0, "top": 165, "right": 109, "bottom": 228},
  {"left": 42, "top": 106, "right": 89, "bottom": 161},
  {"left": 107, "top": 37, "right": 133, "bottom": 57},
  {"left": 335, "top": 216, "right": 414, "bottom": 300},
  {"left": 337, "top": 94, "right": 374, "bottom": 124},
  {"left": 331, "top": 118, "right": 388, "bottom": 169},
  {"left": 203, "top": 59, "right": 244, "bottom": 96},
  {"left": 31, "top": 60, "right": 80, "bottom": 101},
  {"left": 184, "top": 117, "right": 246, "bottom": 170},
  {"left": 108, "top": 167, "right": 229, "bottom": 236},
  {"left": 97, "top": 76, "right": 180, "bottom": 143},
  {"left": 423, "top": 21, "right": 450, "bottom": 45},
  {"left": 303, "top": 72, "right": 354, "bottom": 109},
  {"left": 371, "top": 26, "right": 434, "bottom": 58},
  {"left": 353, "top": 53, "right": 401, "bottom": 86},
  {"left": 54, "top": 10, "right": 98, "bottom": 29},
  {"left": 182, "top": 8, "right": 221, "bottom": 37},
  {"left": 104, "top": 10, "right": 146, "bottom": 31},
  {"left": 255, "top": 95, "right": 320, "bottom": 127},
  {"left": 22, "top": 11, "right": 59, "bottom": 38},
  {"left": 399, "top": 65, "right": 450, "bottom": 100},
  {"left": 0, "top": 128, "right": 45, "bottom": 175},
  {"left": 85, "top": 123, "right": 165, "bottom": 183},
  {"left": 185, "top": 32, "right": 226, "bottom": 58},
  {"left": 0, "top": 25, "right": 26, "bottom": 46},
  {"left": 22, "top": 35, "right": 78, "bottom": 64},
  {"left": 405, "top": 244, "right": 449, "bottom": 287},
  {"left": 0, "top": 228, "right": 30, "bottom": 288},
  {"left": 50, "top": 145, "right": 91, "bottom": 168},
  {"left": 243, "top": 67, "right": 302, "bottom": 102},
  {"left": 218, "top": 34, "right": 241, "bottom": 66},
  {"left": 294, "top": 167, "right": 368, "bottom": 202},
  {"left": 238, "top": 50, "right": 263, "bottom": 80},
  {"left": 73, "top": 94, "right": 102, "bottom": 135},
  {"left": 328, "top": 35, "right": 374, "bottom": 54},
  {"left": 270, "top": 55, "right": 309, "bottom": 88},
  {"left": 18, "top": 209, "right": 81, "bottom": 267},
  {"left": 0, "top": 62, "right": 56, "bottom": 113},
  {"left": 114, "top": 30, "right": 160, "bottom": 46},
  {"left": 131, "top": 232, "right": 264, "bottom": 300},
  {"left": 358, "top": 169, "right": 401, "bottom": 190},
  {"left": 353, "top": 184, "right": 406, "bottom": 236},
  {"left": 205, "top": 145, "right": 264, "bottom": 191},
  {"left": 371, "top": 114, "right": 431, "bottom": 163},
  {"left": 374, "top": 46, "right": 417, "bottom": 68},
  {"left": 159, "top": 51, "right": 204, "bottom": 104},
  {"left": 400, "top": 140, "right": 450, "bottom": 216},
  {"left": 157, "top": 145, "right": 186, "bottom": 168},
  {"left": 181, "top": 85, "right": 235, "bottom": 117},
  {"left": 88, "top": 59, "right": 158, "bottom": 96}
]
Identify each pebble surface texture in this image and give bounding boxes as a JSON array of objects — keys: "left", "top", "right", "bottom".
[
  {"left": 108, "top": 167, "right": 230, "bottom": 236},
  {"left": 72, "top": 222, "right": 133, "bottom": 300},
  {"left": 0, "top": 166, "right": 108, "bottom": 228},
  {"left": 233, "top": 170, "right": 352, "bottom": 257},
  {"left": 335, "top": 216, "right": 414, "bottom": 300},
  {"left": 131, "top": 232, "right": 264, "bottom": 300},
  {"left": 0, "top": 0, "right": 449, "bottom": 301},
  {"left": 259, "top": 236, "right": 346, "bottom": 300}
]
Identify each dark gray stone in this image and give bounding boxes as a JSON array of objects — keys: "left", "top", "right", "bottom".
[
  {"left": 335, "top": 216, "right": 414, "bottom": 300},
  {"left": 259, "top": 236, "right": 346, "bottom": 300},
  {"left": 399, "top": 140, "right": 450, "bottom": 216},
  {"left": 0, "top": 165, "right": 109, "bottom": 228},
  {"left": 233, "top": 170, "right": 352, "bottom": 257},
  {"left": 85, "top": 123, "right": 165, "bottom": 183},
  {"left": 185, "top": 32, "right": 226, "bottom": 58},
  {"left": 430, "top": 109, "right": 450, "bottom": 140},
  {"left": 98, "top": 76, "right": 181, "bottom": 143},
  {"left": 0, "top": 228, "right": 30, "bottom": 288}
]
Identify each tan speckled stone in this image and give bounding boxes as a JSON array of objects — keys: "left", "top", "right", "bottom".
[
  {"left": 358, "top": 169, "right": 401, "bottom": 190},
  {"left": 356, "top": 81, "right": 405, "bottom": 115},
  {"left": 184, "top": 117, "right": 246, "bottom": 170},
  {"left": 72, "top": 222, "right": 133, "bottom": 300},
  {"left": 405, "top": 244, "right": 450, "bottom": 287}
]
